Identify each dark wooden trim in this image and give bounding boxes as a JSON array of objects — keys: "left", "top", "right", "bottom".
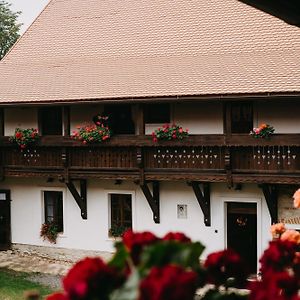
[
  {"left": 140, "top": 181, "right": 160, "bottom": 223},
  {"left": 259, "top": 184, "right": 278, "bottom": 224},
  {"left": 66, "top": 179, "right": 87, "bottom": 219},
  {"left": 0, "top": 189, "right": 11, "bottom": 250},
  {"left": 1, "top": 134, "right": 300, "bottom": 147},
  {"left": 63, "top": 106, "right": 70, "bottom": 136},
  {"left": 190, "top": 182, "right": 211, "bottom": 226}
]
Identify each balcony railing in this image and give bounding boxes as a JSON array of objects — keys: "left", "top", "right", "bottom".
[{"left": 1, "top": 134, "right": 300, "bottom": 184}]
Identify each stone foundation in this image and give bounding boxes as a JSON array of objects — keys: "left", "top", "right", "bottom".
[{"left": 12, "top": 243, "right": 114, "bottom": 263}]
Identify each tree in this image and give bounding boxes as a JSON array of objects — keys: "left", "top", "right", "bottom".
[{"left": 0, "top": 0, "right": 21, "bottom": 60}]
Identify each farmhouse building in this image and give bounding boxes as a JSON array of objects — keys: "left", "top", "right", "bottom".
[{"left": 0, "top": 0, "right": 300, "bottom": 272}]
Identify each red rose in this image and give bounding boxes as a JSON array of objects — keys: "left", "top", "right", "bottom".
[
  {"left": 259, "top": 240, "right": 297, "bottom": 275},
  {"left": 204, "top": 249, "right": 248, "bottom": 286},
  {"left": 163, "top": 232, "right": 191, "bottom": 243},
  {"left": 123, "top": 230, "right": 159, "bottom": 265},
  {"left": 139, "top": 265, "right": 198, "bottom": 300},
  {"left": 63, "top": 257, "right": 123, "bottom": 300},
  {"left": 46, "top": 293, "right": 69, "bottom": 300}
]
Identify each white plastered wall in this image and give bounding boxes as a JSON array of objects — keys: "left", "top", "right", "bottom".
[
  {"left": 4, "top": 108, "right": 38, "bottom": 136},
  {"left": 0, "top": 179, "right": 271, "bottom": 261},
  {"left": 255, "top": 100, "right": 300, "bottom": 133}
]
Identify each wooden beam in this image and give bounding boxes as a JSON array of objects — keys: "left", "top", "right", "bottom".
[
  {"left": 63, "top": 106, "right": 70, "bottom": 136},
  {"left": 66, "top": 179, "right": 87, "bottom": 219},
  {"left": 136, "top": 104, "right": 145, "bottom": 135},
  {"left": 140, "top": 181, "right": 160, "bottom": 223},
  {"left": 224, "top": 102, "right": 232, "bottom": 137},
  {"left": 190, "top": 182, "right": 211, "bottom": 226},
  {"left": 0, "top": 108, "right": 4, "bottom": 137},
  {"left": 260, "top": 184, "right": 278, "bottom": 224}
]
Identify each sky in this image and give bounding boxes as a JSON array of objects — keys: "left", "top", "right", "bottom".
[{"left": 6, "top": 0, "right": 50, "bottom": 34}]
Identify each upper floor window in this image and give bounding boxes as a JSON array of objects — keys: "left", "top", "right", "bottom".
[
  {"left": 39, "top": 107, "right": 62, "bottom": 135},
  {"left": 231, "top": 102, "right": 253, "bottom": 134},
  {"left": 144, "top": 103, "right": 170, "bottom": 124},
  {"left": 44, "top": 191, "right": 63, "bottom": 232}
]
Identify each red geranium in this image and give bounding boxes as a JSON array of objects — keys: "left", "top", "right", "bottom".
[
  {"left": 62, "top": 257, "right": 123, "bottom": 300},
  {"left": 46, "top": 293, "right": 69, "bottom": 300},
  {"left": 139, "top": 265, "right": 197, "bottom": 300}
]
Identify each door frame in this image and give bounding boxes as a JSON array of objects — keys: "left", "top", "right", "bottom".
[
  {"left": 0, "top": 189, "right": 11, "bottom": 250},
  {"left": 222, "top": 197, "right": 262, "bottom": 272}
]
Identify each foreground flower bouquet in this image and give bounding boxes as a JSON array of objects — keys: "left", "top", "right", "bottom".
[
  {"left": 47, "top": 231, "right": 250, "bottom": 300},
  {"left": 250, "top": 123, "right": 274, "bottom": 139},
  {"left": 72, "top": 117, "right": 111, "bottom": 144},
  {"left": 9, "top": 128, "right": 39, "bottom": 149},
  {"left": 152, "top": 124, "right": 189, "bottom": 142}
]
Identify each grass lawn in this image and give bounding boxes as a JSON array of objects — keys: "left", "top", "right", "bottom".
[{"left": 0, "top": 268, "right": 55, "bottom": 300}]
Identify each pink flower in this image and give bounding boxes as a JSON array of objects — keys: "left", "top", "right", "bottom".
[
  {"left": 153, "top": 137, "right": 158, "bottom": 142},
  {"left": 293, "top": 188, "right": 300, "bottom": 208}
]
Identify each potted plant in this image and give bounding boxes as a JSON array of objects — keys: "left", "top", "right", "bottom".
[
  {"left": 151, "top": 124, "right": 189, "bottom": 142},
  {"left": 9, "top": 128, "right": 39, "bottom": 149},
  {"left": 250, "top": 123, "right": 274, "bottom": 139},
  {"left": 40, "top": 222, "right": 59, "bottom": 244}
]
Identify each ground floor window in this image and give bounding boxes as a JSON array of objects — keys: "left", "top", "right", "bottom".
[
  {"left": 109, "top": 193, "right": 132, "bottom": 237},
  {"left": 44, "top": 191, "right": 63, "bottom": 232}
]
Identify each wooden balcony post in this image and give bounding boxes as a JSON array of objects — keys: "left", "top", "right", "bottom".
[
  {"left": 136, "top": 104, "right": 145, "bottom": 135},
  {"left": 0, "top": 108, "right": 4, "bottom": 137},
  {"left": 63, "top": 106, "right": 70, "bottom": 136}
]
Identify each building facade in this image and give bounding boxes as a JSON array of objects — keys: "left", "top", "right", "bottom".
[{"left": 0, "top": 0, "right": 300, "bottom": 273}]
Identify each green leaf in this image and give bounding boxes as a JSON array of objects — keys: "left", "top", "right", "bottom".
[
  {"left": 109, "top": 242, "right": 129, "bottom": 271},
  {"left": 110, "top": 269, "right": 140, "bottom": 300}
]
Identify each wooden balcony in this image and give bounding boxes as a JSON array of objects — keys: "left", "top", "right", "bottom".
[{"left": 1, "top": 134, "right": 300, "bottom": 185}]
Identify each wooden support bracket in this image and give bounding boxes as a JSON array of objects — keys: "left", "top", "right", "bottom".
[
  {"left": 140, "top": 181, "right": 160, "bottom": 223},
  {"left": 259, "top": 184, "right": 278, "bottom": 224},
  {"left": 190, "top": 181, "right": 211, "bottom": 226},
  {"left": 66, "top": 179, "right": 87, "bottom": 219},
  {"left": 225, "top": 147, "right": 233, "bottom": 188}
]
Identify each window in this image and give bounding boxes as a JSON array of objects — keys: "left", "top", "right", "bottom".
[
  {"left": 44, "top": 191, "right": 63, "bottom": 232},
  {"left": 39, "top": 107, "right": 62, "bottom": 135},
  {"left": 109, "top": 193, "right": 132, "bottom": 236},
  {"left": 144, "top": 103, "right": 170, "bottom": 124},
  {"left": 231, "top": 102, "right": 253, "bottom": 133}
]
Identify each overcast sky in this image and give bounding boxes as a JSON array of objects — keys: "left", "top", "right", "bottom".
[{"left": 7, "top": 0, "right": 50, "bottom": 34}]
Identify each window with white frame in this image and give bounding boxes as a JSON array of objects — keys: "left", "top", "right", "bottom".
[
  {"left": 44, "top": 191, "right": 64, "bottom": 232},
  {"left": 109, "top": 193, "right": 132, "bottom": 237}
]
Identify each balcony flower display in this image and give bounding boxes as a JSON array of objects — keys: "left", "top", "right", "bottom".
[
  {"left": 72, "top": 117, "right": 111, "bottom": 144},
  {"left": 9, "top": 128, "right": 39, "bottom": 149},
  {"left": 152, "top": 124, "right": 189, "bottom": 142},
  {"left": 250, "top": 123, "right": 274, "bottom": 139}
]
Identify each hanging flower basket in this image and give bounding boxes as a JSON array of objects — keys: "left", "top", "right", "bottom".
[
  {"left": 40, "top": 222, "right": 59, "bottom": 244},
  {"left": 152, "top": 124, "right": 189, "bottom": 142},
  {"left": 9, "top": 128, "right": 39, "bottom": 149}
]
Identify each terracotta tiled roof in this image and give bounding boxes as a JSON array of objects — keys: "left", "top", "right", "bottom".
[{"left": 0, "top": 0, "right": 299, "bottom": 104}]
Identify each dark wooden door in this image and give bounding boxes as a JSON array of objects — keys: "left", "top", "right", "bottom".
[
  {"left": 0, "top": 190, "right": 11, "bottom": 250},
  {"left": 227, "top": 202, "right": 257, "bottom": 273}
]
